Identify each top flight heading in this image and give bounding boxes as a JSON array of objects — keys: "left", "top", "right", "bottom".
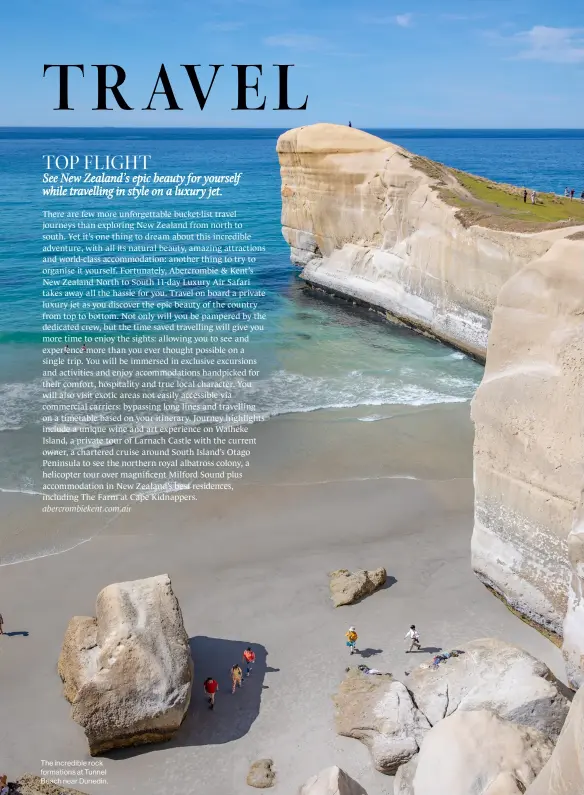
[{"left": 42, "top": 64, "right": 308, "bottom": 111}]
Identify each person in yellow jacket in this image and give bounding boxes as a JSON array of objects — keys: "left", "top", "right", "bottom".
[{"left": 345, "top": 626, "right": 358, "bottom": 655}]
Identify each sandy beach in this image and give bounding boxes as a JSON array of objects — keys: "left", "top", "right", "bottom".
[{"left": 0, "top": 402, "right": 566, "bottom": 794}]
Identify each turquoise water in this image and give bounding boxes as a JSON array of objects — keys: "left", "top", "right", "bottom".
[{"left": 1, "top": 127, "right": 582, "bottom": 494}]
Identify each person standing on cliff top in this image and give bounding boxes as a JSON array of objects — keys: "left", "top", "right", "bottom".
[
  {"left": 570, "top": 188, "right": 575, "bottom": 201},
  {"left": 404, "top": 625, "right": 421, "bottom": 653},
  {"left": 523, "top": 189, "right": 527, "bottom": 203},
  {"left": 531, "top": 190, "right": 537, "bottom": 205}
]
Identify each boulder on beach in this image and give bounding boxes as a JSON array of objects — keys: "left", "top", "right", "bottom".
[
  {"left": 526, "top": 685, "right": 584, "bottom": 795},
  {"left": 247, "top": 759, "right": 276, "bottom": 789},
  {"left": 406, "top": 638, "right": 569, "bottom": 739},
  {"left": 58, "top": 574, "right": 193, "bottom": 755},
  {"left": 15, "top": 776, "right": 89, "bottom": 794},
  {"left": 328, "top": 567, "right": 386, "bottom": 607},
  {"left": 334, "top": 669, "right": 430, "bottom": 773},
  {"left": 394, "top": 710, "right": 553, "bottom": 795},
  {"left": 299, "top": 766, "right": 366, "bottom": 795}
]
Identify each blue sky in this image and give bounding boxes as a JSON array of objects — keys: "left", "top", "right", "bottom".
[{"left": 2, "top": 0, "right": 583, "bottom": 127}]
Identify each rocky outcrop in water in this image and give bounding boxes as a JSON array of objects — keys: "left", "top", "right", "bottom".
[
  {"left": 58, "top": 574, "right": 193, "bottom": 755},
  {"left": 277, "top": 124, "right": 569, "bottom": 360},
  {"left": 471, "top": 240, "right": 584, "bottom": 651}
]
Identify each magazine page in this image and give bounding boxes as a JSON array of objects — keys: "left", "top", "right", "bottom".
[{"left": 1, "top": 2, "right": 583, "bottom": 794}]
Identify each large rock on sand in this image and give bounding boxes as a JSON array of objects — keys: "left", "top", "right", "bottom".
[
  {"left": 329, "top": 568, "right": 386, "bottom": 607},
  {"left": 407, "top": 638, "right": 569, "bottom": 740},
  {"left": 394, "top": 710, "right": 553, "bottom": 795},
  {"left": 299, "top": 766, "right": 366, "bottom": 795},
  {"left": 58, "top": 574, "right": 193, "bottom": 755},
  {"left": 334, "top": 669, "right": 430, "bottom": 773},
  {"left": 526, "top": 685, "right": 584, "bottom": 795},
  {"left": 471, "top": 240, "right": 584, "bottom": 640}
]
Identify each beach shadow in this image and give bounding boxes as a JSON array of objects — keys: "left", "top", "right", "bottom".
[
  {"left": 380, "top": 575, "right": 398, "bottom": 591},
  {"left": 107, "top": 636, "right": 272, "bottom": 758},
  {"left": 357, "top": 648, "right": 383, "bottom": 659},
  {"left": 407, "top": 646, "right": 442, "bottom": 654},
  {"left": 4, "top": 631, "right": 29, "bottom": 637}
]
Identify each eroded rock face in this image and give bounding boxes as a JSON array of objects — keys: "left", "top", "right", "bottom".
[
  {"left": 334, "top": 670, "right": 430, "bottom": 773},
  {"left": 406, "top": 638, "right": 569, "bottom": 740},
  {"left": 395, "top": 710, "right": 553, "bottom": 795},
  {"left": 277, "top": 124, "right": 558, "bottom": 360},
  {"left": 471, "top": 241, "right": 584, "bottom": 639},
  {"left": 329, "top": 568, "right": 386, "bottom": 607},
  {"left": 526, "top": 685, "right": 584, "bottom": 795},
  {"left": 563, "top": 485, "right": 584, "bottom": 688},
  {"left": 298, "top": 766, "right": 366, "bottom": 795},
  {"left": 58, "top": 574, "right": 193, "bottom": 755}
]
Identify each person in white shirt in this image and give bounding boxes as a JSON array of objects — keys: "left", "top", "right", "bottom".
[{"left": 404, "top": 624, "right": 421, "bottom": 653}]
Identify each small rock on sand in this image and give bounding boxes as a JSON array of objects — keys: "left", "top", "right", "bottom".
[
  {"left": 329, "top": 568, "right": 386, "bottom": 607},
  {"left": 247, "top": 759, "right": 276, "bottom": 789}
]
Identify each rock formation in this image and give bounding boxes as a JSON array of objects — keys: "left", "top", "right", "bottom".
[
  {"left": 563, "top": 485, "right": 584, "bottom": 688},
  {"left": 335, "top": 640, "right": 568, "bottom": 780},
  {"left": 247, "top": 759, "right": 276, "bottom": 789},
  {"left": 58, "top": 574, "right": 193, "bottom": 755},
  {"left": 526, "top": 684, "right": 584, "bottom": 794},
  {"left": 278, "top": 123, "right": 584, "bottom": 668},
  {"left": 299, "top": 766, "right": 366, "bottom": 795},
  {"left": 328, "top": 567, "right": 386, "bottom": 606},
  {"left": 277, "top": 123, "right": 573, "bottom": 360},
  {"left": 334, "top": 669, "right": 430, "bottom": 773},
  {"left": 472, "top": 240, "right": 584, "bottom": 644},
  {"left": 406, "top": 638, "right": 569, "bottom": 739},
  {"left": 394, "top": 710, "right": 553, "bottom": 795}
]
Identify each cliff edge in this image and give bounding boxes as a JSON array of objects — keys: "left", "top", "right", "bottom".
[{"left": 277, "top": 123, "right": 583, "bottom": 360}]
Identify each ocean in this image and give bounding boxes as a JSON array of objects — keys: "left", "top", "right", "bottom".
[{"left": 0, "top": 127, "right": 582, "bottom": 516}]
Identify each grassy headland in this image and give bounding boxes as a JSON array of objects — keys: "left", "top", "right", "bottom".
[{"left": 409, "top": 154, "right": 584, "bottom": 232}]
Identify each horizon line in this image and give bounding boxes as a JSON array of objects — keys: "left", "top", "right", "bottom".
[{"left": 2, "top": 125, "right": 584, "bottom": 131}]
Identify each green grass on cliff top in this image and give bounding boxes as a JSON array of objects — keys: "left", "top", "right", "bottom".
[
  {"left": 409, "top": 154, "right": 584, "bottom": 232},
  {"left": 455, "top": 173, "right": 584, "bottom": 224}
]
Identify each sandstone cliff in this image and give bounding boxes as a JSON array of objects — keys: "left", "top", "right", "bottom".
[
  {"left": 278, "top": 124, "right": 584, "bottom": 683},
  {"left": 277, "top": 124, "right": 579, "bottom": 360},
  {"left": 471, "top": 240, "right": 584, "bottom": 655}
]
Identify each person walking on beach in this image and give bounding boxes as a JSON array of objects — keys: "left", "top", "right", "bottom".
[
  {"left": 523, "top": 188, "right": 527, "bottom": 203},
  {"left": 0, "top": 611, "right": 4, "bottom": 635},
  {"left": 404, "top": 624, "right": 421, "bottom": 653},
  {"left": 243, "top": 647, "right": 255, "bottom": 677},
  {"left": 81, "top": 343, "right": 87, "bottom": 353},
  {"left": 204, "top": 677, "right": 218, "bottom": 710},
  {"left": 231, "top": 663, "right": 243, "bottom": 693},
  {"left": 530, "top": 190, "right": 537, "bottom": 205},
  {"left": 346, "top": 626, "right": 358, "bottom": 655}
]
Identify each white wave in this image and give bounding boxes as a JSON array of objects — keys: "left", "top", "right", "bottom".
[
  {"left": 0, "top": 379, "right": 43, "bottom": 431},
  {"left": 447, "top": 351, "right": 467, "bottom": 360}
]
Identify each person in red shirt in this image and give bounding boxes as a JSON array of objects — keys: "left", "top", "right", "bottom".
[
  {"left": 243, "top": 647, "right": 255, "bottom": 677},
  {"left": 204, "top": 677, "right": 218, "bottom": 709}
]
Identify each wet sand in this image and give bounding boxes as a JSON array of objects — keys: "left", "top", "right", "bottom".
[{"left": 0, "top": 403, "right": 565, "bottom": 794}]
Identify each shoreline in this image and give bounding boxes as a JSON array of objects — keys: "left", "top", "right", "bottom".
[{"left": 0, "top": 399, "right": 566, "bottom": 795}]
